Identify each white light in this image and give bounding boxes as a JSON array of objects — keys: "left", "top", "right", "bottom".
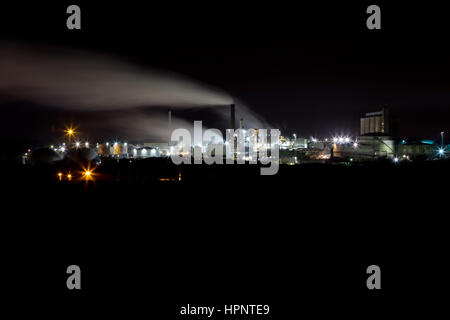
[
  {"left": 333, "top": 137, "right": 338, "bottom": 143},
  {"left": 124, "top": 142, "right": 127, "bottom": 146},
  {"left": 114, "top": 142, "right": 118, "bottom": 146},
  {"left": 85, "top": 142, "right": 89, "bottom": 148},
  {"left": 353, "top": 142, "right": 358, "bottom": 148},
  {"left": 393, "top": 157, "right": 399, "bottom": 163},
  {"left": 338, "top": 137, "right": 344, "bottom": 143},
  {"left": 438, "top": 148, "right": 444, "bottom": 155},
  {"left": 106, "top": 142, "right": 109, "bottom": 146},
  {"left": 344, "top": 137, "right": 350, "bottom": 143},
  {"left": 75, "top": 142, "right": 80, "bottom": 147}
]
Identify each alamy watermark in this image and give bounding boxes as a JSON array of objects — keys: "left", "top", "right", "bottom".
[{"left": 170, "top": 121, "right": 280, "bottom": 175}]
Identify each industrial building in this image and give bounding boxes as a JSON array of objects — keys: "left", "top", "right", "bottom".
[
  {"left": 28, "top": 104, "right": 447, "bottom": 165},
  {"left": 397, "top": 140, "right": 439, "bottom": 160},
  {"left": 97, "top": 142, "right": 129, "bottom": 157},
  {"left": 360, "top": 107, "right": 390, "bottom": 135},
  {"left": 332, "top": 135, "right": 396, "bottom": 159}
]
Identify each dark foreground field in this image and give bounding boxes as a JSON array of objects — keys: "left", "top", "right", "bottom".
[{"left": 2, "top": 159, "right": 449, "bottom": 317}]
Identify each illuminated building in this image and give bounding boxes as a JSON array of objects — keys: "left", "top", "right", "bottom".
[{"left": 360, "top": 107, "right": 390, "bottom": 135}]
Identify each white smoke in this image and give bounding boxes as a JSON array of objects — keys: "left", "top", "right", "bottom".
[
  {"left": 0, "top": 42, "right": 232, "bottom": 109},
  {"left": 0, "top": 41, "right": 269, "bottom": 141}
]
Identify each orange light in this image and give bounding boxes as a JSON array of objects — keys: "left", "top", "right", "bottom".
[
  {"left": 80, "top": 164, "right": 95, "bottom": 181},
  {"left": 67, "top": 174, "right": 72, "bottom": 180},
  {"left": 64, "top": 126, "right": 77, "bottom": 137}
]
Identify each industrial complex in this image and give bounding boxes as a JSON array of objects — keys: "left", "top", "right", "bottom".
[{"left": 23, "top": 105, "right": 448, "bottom": 168}]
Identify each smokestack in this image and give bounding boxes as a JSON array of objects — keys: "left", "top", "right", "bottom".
[
  {"left": 239, "top": 118, "right": 244, "bottom": 130},
  {"left": 168, "top": 109, "right": 172, "bottom": 143},
  {"left": 230, "top": 104, "right": 235, "bottom": 130}
]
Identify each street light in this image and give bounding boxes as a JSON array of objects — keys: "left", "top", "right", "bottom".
[{"left": 64, "top": 126, "right": 77, "bottom": 146}]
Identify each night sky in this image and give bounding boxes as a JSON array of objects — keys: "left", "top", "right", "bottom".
[{"left": 1, "top": 2, "right": 450, "bottom": 151}]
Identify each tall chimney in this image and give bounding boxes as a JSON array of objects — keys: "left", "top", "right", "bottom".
[
  {"left": 239, "top": 118, "right": 244, "bottom": 130},
  {"left": 230, "top": 104, "right": 235, "bottom": 130},
  {"left": 168, "top": 109, "right": 172, "bottom": 143}
]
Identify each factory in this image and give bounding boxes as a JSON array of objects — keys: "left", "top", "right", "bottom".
[
  {"left": 360, "top": 107, "right": 390, "bottom": 135},
  {"left": 24, "top": 105, "right": 448, "bottom": 167},
  {"left": 331, "top": 107, "right": 447, "bottom": 161},
  {"left": 93, "top": 104, "right": 277, "bottom": 161}
]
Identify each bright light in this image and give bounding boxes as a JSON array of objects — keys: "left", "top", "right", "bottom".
[
  {"left": 338, "top": 137, "right": 344, "bottom": 144},
  {"left": 75, "top": 141, "right": 80, "bottom": 147},
  {"left": 84, "top": 170, "right": 91, "bottom": 177},
  {"left": 333, "top": 137, "right": 338, "bottom": 143},
  {"left": 393, "top": 157, "right": 399, "bottom": 163},
  {"left": 438, "top": 148, "right": 445, "bottom": 155},
  {"left": 85, "top": 142, "right": 89, "bottom": 148},
  {"left": 58, "top": 172, "right": 62, "bottom": 177},
  {"left": 124, "top": 142, "right": 127, "bottom": 146},
  {"left": 65, "top": 127, "right": 76, "bottom": 136},
  {"left": 106, "top": 142, "right": 109, "bottom": 146},
  {"left": 353, "top": 142, "right": 359, "bottom": 148},
  {"left": 344, "top": 137, "right": 350, "bottom": 143},
  {"left": 67, "top": 174, "right": 72, "bottom": 179}
]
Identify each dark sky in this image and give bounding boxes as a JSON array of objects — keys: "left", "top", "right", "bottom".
[{"left": 1, "top": 2, "right": 450, "bottom": 149}]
